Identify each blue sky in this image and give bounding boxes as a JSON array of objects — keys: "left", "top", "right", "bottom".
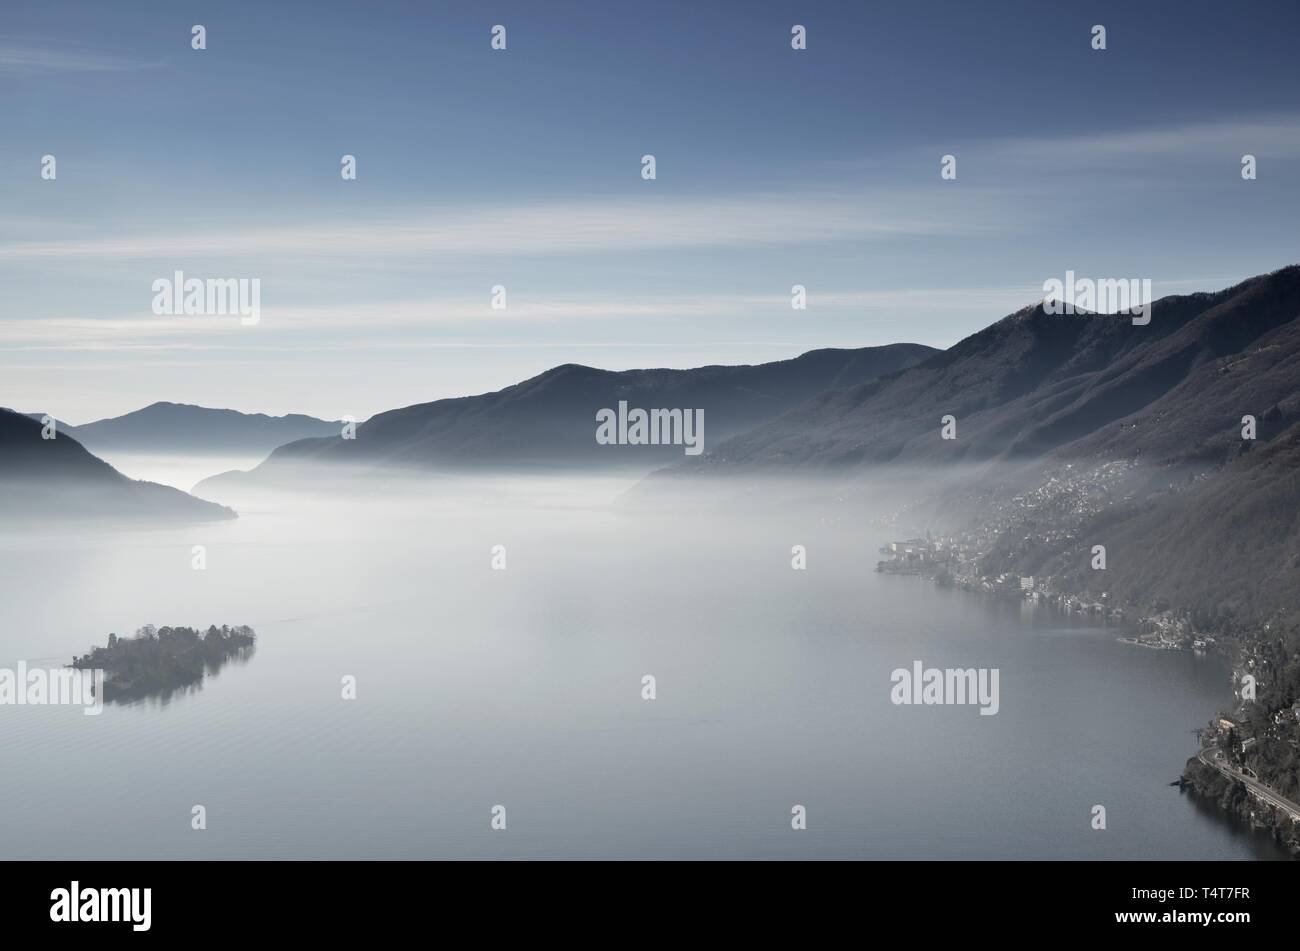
[{"left": 3, "top": 0, "right": 1300, "bottom": 422}]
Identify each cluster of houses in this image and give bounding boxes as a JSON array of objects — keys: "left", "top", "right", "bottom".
[
  {"left": 1269, "top": 702, "right": 1300, "bottom": 728},
  {"left": 875, "top": 532, "right": 1145, "bottom": 630},
  {"left": 1211, "top": 702, "right": 1300, "bottom": 756},
  {"left": 875, "top": 536, "right": 958, "bottom": 575},
  {"left": 1117, "top": 610, "right": 1219, "bottom": 651}
]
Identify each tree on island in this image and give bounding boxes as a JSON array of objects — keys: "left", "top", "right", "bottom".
[{"left": 71, "top": 623, "right": 256, "bottom": 702}]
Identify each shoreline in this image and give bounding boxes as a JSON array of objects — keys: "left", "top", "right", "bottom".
[{"left": 880, "top": 546, "right": 1298, "bottom": 859}]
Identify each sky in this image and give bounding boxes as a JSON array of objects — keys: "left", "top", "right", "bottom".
[{"left": 2, "top": 0, "right": 1299, "bottom": 423}]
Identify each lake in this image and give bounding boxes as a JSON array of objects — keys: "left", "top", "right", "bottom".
[{"left": 0, "top": 472, "right": 1285, "bottom": 859}]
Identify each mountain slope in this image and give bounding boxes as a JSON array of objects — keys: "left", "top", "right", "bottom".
[
  {"left": 979, "top": 415, "right": 1300, "bottom": 631},
  {"left": 197, "top": 343, "right": 936, "bottom": 488},
  {"left": 0, "top": 409, "right": 236, "bottom": 522},
  {"left": 688, "top": 267, "right": 1300, "bottom": 472},
  {"left": 1084, "top": 419, "right": 1300, "bottom": 625}
]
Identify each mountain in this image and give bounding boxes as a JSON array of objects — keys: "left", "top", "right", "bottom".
[
  {"left": 672, "top": 266, "right": 1300, "bottom": 629},
  {"left": 195, "top": 343, "right": 936, "bottom": 489},
  {"left": 683, "top": 267, "right": 1300, "bottom": 472},
  {"left": 0, "top": 409, "right": 236, "bottom": 522},
  {"left": 46, "top": 402, "right": 342, "bottom": 456}
]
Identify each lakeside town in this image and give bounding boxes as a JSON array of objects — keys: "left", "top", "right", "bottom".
[
  {"left": 876, "top": 531, "right": 1193, "bottom": 639},
  {"left": 877, "top": 534, "right": 1219, "bottom": 650},
  {"left": 872, "top": 457, "right": 1231, "bottom": 649}
]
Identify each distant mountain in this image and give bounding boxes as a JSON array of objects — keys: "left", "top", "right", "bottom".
[
  {"left": 45, "top": 403, "right": 342, "bottom": 456},
  {"left": 196, "top": 344, "right": 936, "bottom": 490},
  {"left": 0, "top": 409, "right": 236, "bottom": 522}
]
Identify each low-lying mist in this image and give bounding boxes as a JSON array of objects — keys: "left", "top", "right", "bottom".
[{"left": 0, "top": 461, "right": 1279, "bottom": 859}]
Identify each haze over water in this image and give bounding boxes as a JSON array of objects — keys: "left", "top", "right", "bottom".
[{"left": 0, "top": 474, "right": 1284, "bottom": 859}]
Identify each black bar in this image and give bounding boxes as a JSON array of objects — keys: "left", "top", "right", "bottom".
[{"left": 5, "top": 860, "right": 1284, "bottom": 938}]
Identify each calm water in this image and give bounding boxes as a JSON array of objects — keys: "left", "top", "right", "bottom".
[{"left": 0, "top": 474, "right": 1286, "bottom": 859}]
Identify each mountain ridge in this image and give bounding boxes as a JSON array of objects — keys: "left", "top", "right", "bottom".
[
  {"left": 679, "top": 267, "right": 1300, "bottom": 473},
  {"left": 39, "top": 402, "right": 344, "bottom": 457},
  {"left": 658, "top": 266, "right": 1300, "bottom": 630},
  {"left": 195, "top": 342, "right": 937, "bottom": 491}
]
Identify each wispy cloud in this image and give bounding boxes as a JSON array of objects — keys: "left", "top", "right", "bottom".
[
  {"left": 0, "top": 286, "right": 1080, "bottom": 352},
  {"left": 979, "top": 115, "right": 1300, "bottom": 164},
  {"left": 0, "top": 40, "right": 160, "bottom": 74},
  {"left": 810, "top": 114, "right": 1300, "bottom": 180},
  {"left": 7, "top": 275, "right": 1251, "bottom": 353},
  {"left": 0, "top": 186, "right": 1017, "bottom": 263}
]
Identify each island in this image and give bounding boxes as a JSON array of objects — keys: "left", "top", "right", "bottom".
[{"left": 70, "top": 624, "right": 256, "bottom": 702}]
